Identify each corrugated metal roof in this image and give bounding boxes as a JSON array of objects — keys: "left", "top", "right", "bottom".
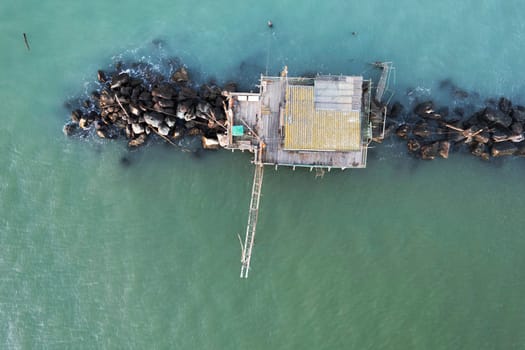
[{"left": 314, "top": 76, "right": 362, "bottom": 112}]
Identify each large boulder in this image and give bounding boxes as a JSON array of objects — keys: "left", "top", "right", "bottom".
[
  {"left": 464, "top": 111, "right": 484, "bottom": 128},
  {"left": 131, "top": 123, "right": 145, "bottom": 135},
  {"left": 407, "top": 138, "right": 421, "bottom": 153},
  {"left": 479, "top": 107, "right": 512, "bottom": 128},
  {"left": 510, "top": 122, "right": 523, "bottom": 135},
  {"left": 187, "top": 127, "right": 203, "bottom": 136},
  {"left": 144, "top": 112, "right": 164, "bottom": 128},
  {"left": 139, "top": 91, "right": 152, "bottom": 101},
  {"left": 491, "top": 141, "right": 517, "bottom": 157},
  {"left": 498, "top": 97, "right": 512, "bottom": 114},
  {"left": 396, "top": 124, "right": 410, "bottom": 139},
  {"left": 151, "top": 85, "right": 175, "bottom": 100},
  {"left": 129, "top": 104, "right": 141, "bottom": 116},
  {"left": 388, "top": 101, "right": 404, "bottom": 119},
  {"left": 178, "top": 87, "right": 197, "bottom": 101},
  {"left": 420, "top": 142, "right": 439, "bottom": 160},
  {"left": 128, "top": 134, "right": 147, "bottom": 147},
  {"left": 119, "top": 86, "right": 132, "bottom": 96},
  {"left": 515, "top": 141, "right": 525, "bottom": 156},
  {"left": 438, "top": 141, "right": 450, "bottom": 159},
  {"left": 413, "top": 121, "right": 431, "bottom": 138},
  {"left": 157, "top": 123, "right": 170, "bottom": 136},
  {"left": 414, "top": 101, "right": 434, "bottom": 117},
  {"left": 165, "top": 116, "right": 176, "bottom": 128},
  {"left": 511, "top": 107, "right": 525, "bottom": 122},
  {"left": 176, "top": 103, "right": 196, "bottom": 121},
  {"left": 63, "top": 122, "right": 78, "bottom": 136},
  {"left": 96, "top": 129, "right": 107, "bottom": 139},
  {"left": 110, "top": 73, "right": 130, "bottom": 90},
  {"left": 157, "top": 99, "right": 175, "bottom": 108},
  {"left": 171, "top": 67, "right": 189, "bottom": 84},
  {"left": 78, "top": 117, "right": 89, "bottom": 129},
  {"left": 130, "top": 78, "right": 143, "bottom": 87},
  {"left": 99, "top": 90, "right": 115, "bottom": 106},
  {"left": 471, "top": 142, "right": 486, "bottom": 157},
  {"left": 432, "top": 107, "right": 449, "bottom": 120},
  {"left": 70, "top": 109, "right": 82, "bottom": 123},
  {"left": 97, "top": 70, "right": 107, "bottom": 83}
]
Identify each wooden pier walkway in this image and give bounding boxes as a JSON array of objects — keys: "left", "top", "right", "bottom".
[{"left": 240, "top": 164, "right": 265, "bottom": 278}]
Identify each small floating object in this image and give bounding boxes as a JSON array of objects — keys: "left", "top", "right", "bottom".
[
  {"left": 23, "top": 32, "right": 30, "bottom": 51},
  {"left": 267, "top": 20, "right": 273, "bottom": 28}
]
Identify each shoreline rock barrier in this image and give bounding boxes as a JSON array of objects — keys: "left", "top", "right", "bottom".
[
  {"left": 385, "top": 95, "right": 525, "bottom": 160},
  {"left": 64, "top": 61, "right": 233, "bottom": 150},
  {"left": 64, "top": 63, "right": 525, "bottom": 161}
]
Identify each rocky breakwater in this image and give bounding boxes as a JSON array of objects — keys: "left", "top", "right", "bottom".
[
  {"left": 64, "top": 64, "right": 235, "bottom": 150},
  {"left": 389, "top": 97, "right": 525, "bottom": 160}
]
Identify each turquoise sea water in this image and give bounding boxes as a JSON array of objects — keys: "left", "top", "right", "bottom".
[{"left": 2, "top": 0, "right": 525, "bottom": 349}]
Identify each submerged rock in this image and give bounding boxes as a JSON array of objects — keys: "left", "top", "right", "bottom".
[
  {"left": 420, "top": 142, "right": 439, "bottom": 160},
  {"left": 453, "top": 89, "right": 469, "bottom": 99},
  {"left": 407, "top": 138, "right": 421, "bottom": 153},
  {"left": 396, "top": 124, "right": 410, "bottom": 139},
  {"left": 128, "top": 134, "right": 147, "bottom": 147},
  {"left": 471, "top": 142, "right": 486, "bottom": 157},
  {"left": 438, "top": 141, "right": 450, "bottom": 159},
  {"left": 388, "top": 101, "right": 404, "bottom": 119},
  {"left": 498, "top": 97, "right": 512, "bottom": 114},
  {"left": 63, "top": 122, "right": 78, "bottom": 136},
  {"left": 413, "top": 121, "right": 431, "bottom": 138}
]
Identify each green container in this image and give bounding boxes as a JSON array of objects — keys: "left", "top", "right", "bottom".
[{"left": 232, "top": 125, "right": 244, "bottom": 136}]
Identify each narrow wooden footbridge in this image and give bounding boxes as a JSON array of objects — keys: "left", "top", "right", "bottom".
[{"left": 240, "top": 164, "right": 264, "bottom": 278}]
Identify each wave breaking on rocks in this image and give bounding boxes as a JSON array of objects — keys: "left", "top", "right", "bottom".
[{"left": 64, "top": 59, "right": 235, "bottom": 151}]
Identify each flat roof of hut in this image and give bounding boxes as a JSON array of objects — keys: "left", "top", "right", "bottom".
[{"left": 223, "top": 69, "right": 372, "bottom": 169}]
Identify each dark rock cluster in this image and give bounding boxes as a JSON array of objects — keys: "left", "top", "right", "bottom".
[
  {"left": 64, "top": 62, "right": 236, "bottom": 150},
  {"left": 386, "top": 97, "right": 525, "bottom": 160}
]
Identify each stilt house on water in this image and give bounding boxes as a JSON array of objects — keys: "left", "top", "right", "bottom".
[{"left": 220, "top": 63, "right": 394, "bottom": 278}]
